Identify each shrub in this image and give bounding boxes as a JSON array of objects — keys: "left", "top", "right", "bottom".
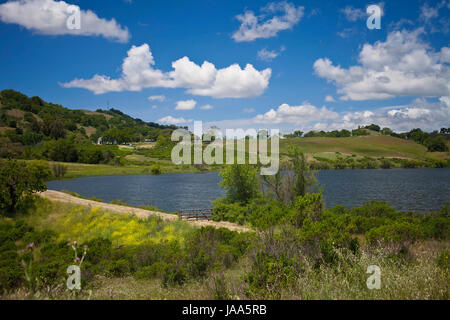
[
  {"left": 0, "top": 160, "right": 51, "bottom": 215},
  {"left": 380, "top": 159, "right": 392, "bottom": 169},
  {"left": 246, "top": 251, "right": 299, "bottom": 299},
  {"left": 162, "top": 263, "right": 188, "bottom": 287},
  {"left": 213, "top": 276, "right": 232, "bottom": 300},
  {"left": 106, "top": 259, "right": 131, "bottom": 277},
  {"left": 365, "top": 222, "right": 423, "bottom": 245},
  {"left": 51, "top": 163, "right": 68, "bottom": 178},
  {"left": 150, "top": 164, "right": 162, "bottom": 175},
  {"left": 219, "top": 164, "right": 260, "bottom": 203},
  {"left": 290, "top": 193, "right": 324, "bottom": 227}
]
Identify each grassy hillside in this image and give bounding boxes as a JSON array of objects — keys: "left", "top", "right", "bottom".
[
  {"left": 0, "top": 89, "right": 178, "bottom": 144},
  {"left": 280, "top": 135, "right": 436, "bottom": 160},
  {"left": 1, "top": 89, "right": 448, "bottom": 177}
]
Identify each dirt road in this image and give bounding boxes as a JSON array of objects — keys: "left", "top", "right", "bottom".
[{"left": 39, "top": 190, "right": 252, "bottom": 233}]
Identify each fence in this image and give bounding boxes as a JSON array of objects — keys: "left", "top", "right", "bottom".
[{"left": 178, "top": 208, "right": 213, "bottom": 221}]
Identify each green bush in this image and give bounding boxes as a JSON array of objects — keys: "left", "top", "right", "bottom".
[
  {"left": 150, "top": 164, "right": 162, "bottom": 175},
  {"left": 0, "top": 160, "right": 51, "bottom": 215},
  {"left": 219, "top": 164, "right": 260, "bottom": 203},
  {"left": 51, "top": 163, "right": 68, "bottom": 178},
  {"left": 366, "top": 222, "right": 423, "bottom": 245},
  {"left": 246, "top": 251, "right": 299, "bottom": 299}
]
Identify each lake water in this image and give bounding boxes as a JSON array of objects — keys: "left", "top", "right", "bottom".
[{"left": 47, "top": 169, "right": 450, "bottom": 213}]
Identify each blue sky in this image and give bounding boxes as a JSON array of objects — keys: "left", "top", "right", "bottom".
[{"left": 0, "top": 0, "right": 449, "bottom": 133}]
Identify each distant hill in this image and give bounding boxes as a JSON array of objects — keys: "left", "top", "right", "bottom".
[
  {"left": 279, "top": 135, "right": 449, "bottom": 162},
  {"left": 0, "top": 89, "right": 178, "bottom": 143}
]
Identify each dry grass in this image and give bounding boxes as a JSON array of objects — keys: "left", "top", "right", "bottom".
[
  {"left": 80, "top": 110, "right": 113, "bottom": 120},
  {"left": 3, "top": 242, "right": 448, "bottom": 300}
]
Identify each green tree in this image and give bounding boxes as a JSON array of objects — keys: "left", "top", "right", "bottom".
[
  {"left": 219, "top": 164, "right": 260, "bottom": 203},
  {"left": 0, "top": 160, "right": 51, "bottom": 215},
  {"left": 365, "top": 124, "right": 381, "bottom": 132},
  {"left": 381, "top": 127, "right": 393, "bottom": 135},
  {"left": 288, "top": 147, "right": 316, "bottom": 198},
  {"left": 42, "top": 119, "right": 66, "bottom": 139},
  {"left": 424, "top": 136, "right": 449, "bottom": 152},
  {"left": 261, "top": 147, "right": 316, "bottom": 205},
  {"left": 43, "top": 138, "right": 78, "bottom": 162}
]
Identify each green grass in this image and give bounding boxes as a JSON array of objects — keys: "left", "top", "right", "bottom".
[
  {"left": 22, "top": 197, "right": 194, "bottom": 246},
  {"left": 280, "top": 136, "right": 433, "bottom": 159},
  {"left": 47, "top": 161, "right": 221, "bottom": 179},
  {"left": 26, "top": 135, "right": 448, "bottom": 179}
]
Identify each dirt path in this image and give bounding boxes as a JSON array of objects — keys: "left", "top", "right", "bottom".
[{"left": 39, "top": 190, "right": 252, "bottom": 233}]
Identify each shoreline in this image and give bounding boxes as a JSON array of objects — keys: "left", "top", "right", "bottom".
[{"left": 39, "top": 190, "right": 252, "bottom": 233}]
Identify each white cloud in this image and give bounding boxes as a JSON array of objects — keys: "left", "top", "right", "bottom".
[
  {"left": 257, "top": 48, "right": 279, "bottom": 61},
  {"left": 325, "top": 95, "right": 336, "bottom": 102},
  {"left": 257, "top": 46, "right": 285, "bottom": 61},
  {"left": 341, "top": 3, "right": 385, "bottom": 22},
  {"left": 420, "top": 3, "right": 439, "bottom": 22},
  {"left": 188, "top": 63, "right": 272, "bottom": 98},
  {"left": 243, "top": 108, "right": 255, "bottom": 113},
  {"left": 314, "top": 29, "right": 450, "bottom": 100},
  {"left": 148, "top": 95, "right": 165, "bottom": 102},
  {"left": 200, "top": 104, "right": 214, "bottom": 110},
  {"left": 232, "top": 2, "right": 304, "bottom": 42},
  {"left": 61, "top": 43, "right": 272, "bottom": 98},
  {"left": 204, "top": 97, "right": 450, "bottom": 134},
  {"left": 319, "top": 97, "right": 450, "bottom": 132},
  {"left": 157, "top": 116, "right": 192, "bottom": 125},
  {"left": 175, "top": 99, "right": 196, "bottom": 110},
  {"left": 419, "top": 1, "right": 450, "bottom": 34},
  {"left": 0, "top": 0, "right": 130, "bottom": 42},
  {"left": 253, "top": 102, "right": 339, "bottom": 125},
  {"left": 341, "top": 6, "right": 365, "bottom": 21}
]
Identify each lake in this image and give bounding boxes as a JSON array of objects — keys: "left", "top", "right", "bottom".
[{"left": 47, "top": 168, "right": 450, "bottom": 213}]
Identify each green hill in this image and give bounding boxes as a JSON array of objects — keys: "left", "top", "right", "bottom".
[
  {"left": 0, "top": 89, "right": 448, "bottom": 176},
  {"left": 280, "top": 135, "right": 441, "bottom": 160},
  {"left": 0, "top": 89, "right": 177, "bottom": 144}
]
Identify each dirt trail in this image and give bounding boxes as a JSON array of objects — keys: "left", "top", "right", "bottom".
[{"left": 39, "top": 190, "right": 252, "bottom": 233}]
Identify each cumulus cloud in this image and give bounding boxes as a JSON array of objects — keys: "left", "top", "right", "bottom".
[
  {"left": 232, "top": 2, "right": 304, "bottom": 42},
  {"left": 204, "top": 97, "right": 450, "bottom": 134},
  {"left": 341, "top": 6, "right": 366, "bottom": 21},
  {"left": 200, "top": 104, "right": 214, "bottom": 110},
  {"left": 157, "top": 116, "right": 192, "bottom": 125},
  {"left": 325, "top": 95, "right": 336, "bottom": 102},
  {"left": 419, "top": 1, "right": 450, "bottom": 34},
  {"left": 253, "top": 102, "right": 339, "bottom": 125},
  {"left": 175, "top": 99, "right": 196, "bottom": 110},
  {"left": 313, "top": 97, "right": 450, "bottom": 132},
  {"left": 420, "top": 3, "right": 439, "bottom": 22},
  {"left": 61, "top": 43, "right": 272, "bottom": 98},
  {"left": 148, "top": 95, "right": 165, "bottom": 102},
  {"left": 0, "top": 0, "right": 130, "bottom": 42},
  {"left": 314, "top": 29, "right": 450, "bottom": 100},
  {"left": 257, "top": 49, "right": 279, "bottom": 61},
  {"left": 341, "top": 3, "right": 384, "bottom": 21},
  {"left": 257, "top": 46, "right": 285, "bottom": 61}
]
